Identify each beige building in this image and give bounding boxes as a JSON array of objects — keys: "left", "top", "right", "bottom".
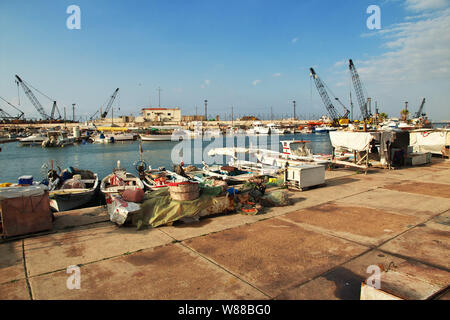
[{"left": 141, "top": 108, "right": 181, "bottom": 122}]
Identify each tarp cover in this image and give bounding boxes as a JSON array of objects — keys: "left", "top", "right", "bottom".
[
  {"left": 131, "top": 187, "right": 232, "bottom": 229},
  {"left": 329, "top": 131, "right": 374, "bottom": 152},
  {"left": 410, "top": 130, "right": 449, "bottom": 155}
]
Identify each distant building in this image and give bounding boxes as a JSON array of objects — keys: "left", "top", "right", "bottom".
[
  {"left": 182, "top": 115, "right": 205, "bottom": 122},
  {"left": 141, "top": 107, "right": 181, "bottom": 122}
]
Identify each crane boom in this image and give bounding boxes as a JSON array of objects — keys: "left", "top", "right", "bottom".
[
  {"left": 15, "top": 75, "right": 51, "bottom": 120},
  {"left": 349, "top": 60, "right": 370, "bottom": 120},
  {"left": 0, "top": 96, "right": 24, "bottom": 119},
  {"left": 310, "top": 68, "right": 341, "bottom": 123},
  {"left": 414, "top": 98, "right": 426, "bottom": 118},
  {"left": 101, "top": 88, "right": 119, "bottom": 118}
]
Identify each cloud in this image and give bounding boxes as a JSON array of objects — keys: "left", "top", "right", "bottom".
[
  {"left": 272, "top": 73, "right": 282, "bottom": 77},
  {"left": 291, "top": 37, "right": 299, "bottom": 44},
  {"left": 252, "top": 80, "right": 261, "bottom": 86},
  {"left": 356, "top": 8, "right": 450, "bottom": 84},
  {"left": 337, "top": 5, "right": 450, "bottom": 119},
  {"left": 405, "top": 0, "right": 449, "bottom": 11},
  {"left": 200, "top": 79, "right": 211, "bottom": 89}
]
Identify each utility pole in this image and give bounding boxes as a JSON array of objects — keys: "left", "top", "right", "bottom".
[
  {"left": 231, "top": 105, "right": 234, "bottom": 127},
  {"left": 204, "top": 100, "right": 208, "bottom": 121},
  {"left": 293, "top": 100, "right": 296, "bottom": 120},
  {"left": 72, "top": 104, "right": 75, "bottom": 122},
  {"left": 157, "top": 87, "right": 162, "bottom": 107}
]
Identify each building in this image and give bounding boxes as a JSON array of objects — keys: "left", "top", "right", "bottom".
[
  {"left": 141, "top": 108, "right": 181, "bottom": 122},
  {"left": 182, "top": 115, "right": 205, "bottom": 122}
]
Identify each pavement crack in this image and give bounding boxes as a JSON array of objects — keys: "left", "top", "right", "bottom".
[{"left": 22, "top": 239, "right": 33, "bottom": 300}]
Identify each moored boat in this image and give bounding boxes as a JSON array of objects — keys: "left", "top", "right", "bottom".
[
  {"left": 100, "top": 161, "right": 144, "bottom": 196},
  {"left": 45, "top": 167, "right": 99, "bottom": 212}
]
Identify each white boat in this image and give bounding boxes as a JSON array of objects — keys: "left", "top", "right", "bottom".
[
  {"left": 47, "top": 168, "right": 99, "bottom": 212},
  {"left": 18, "top": 133, "right": 47, "bottom": 146},
  {"left": 248, "top": 121, "right": 270, "bottom": 135},
  {"left": 42, "top": 131, "right": 75, "bottom": 147},
  {"left": 100, "top": 161, "right": 145, "bottom": 195},
  {"left": 315, "top": 125, "right": 338, "bottom": 133},
  {"left": 93, "top": 132, "right": 135, "bottom": 143},
  {"left": 201, "top": 162, "right": 259, "bottom": 183},
  {"left": 267, "top": 123, "right": 287, "bottom": 135}
]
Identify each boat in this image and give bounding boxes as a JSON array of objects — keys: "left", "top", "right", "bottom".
[
  {"left": 44, "top": 166, "right": 99, "bottom": 212},
  {"left": 267, "top": 123, "right": 287, "bottom": 135},
  {"left": 140, "top": 128, "right": 186, "bottom": 141},
  {"left": 93, "top": 132, "right": 135, "bottom": 143},
  {"left": 141, "top": 167, "right": 191, "bottom": 190},
  {"left": 41, "top": 131, "right": 75, "bottom": 147},
  {"left": 201, "top": 162, "right": 259, "bottom": 184},
  {"left": 100, "top": 161, "right": 144, "bottom": 196},
  {"left": 315, "top": 125, "right": 338, "bottom": 133},
  {"left": 18, "top": 133, "right": 47, "bottom": 146},
  {"left": 247, "top": 121, "right": 270, "bottom": 135}
]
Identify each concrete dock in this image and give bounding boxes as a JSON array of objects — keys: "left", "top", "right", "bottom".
[{"left": 1, "top": 159, "right": 449, "bottom": 300}]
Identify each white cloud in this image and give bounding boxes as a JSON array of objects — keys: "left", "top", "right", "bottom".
[
  {"left": 291, "top": 37, "right": 298, "bottom": 44},
  {"left": 252, "top": 80, "right": 261, "bottom": 86},
  {"left": 272, "top": 73, "right": 282, "bottom": 77},
  {"left": 338, "top": 5, "right": 450, "bottom": 119},
  {"left": 200, "top": 79, "right": 211, "bottom": 89},
  {"left": 405, "top": 0, "right": 449, "bottom": 11}
]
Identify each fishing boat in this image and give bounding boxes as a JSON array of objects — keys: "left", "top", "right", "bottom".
[
  {"left": 247, "top": 121, "right": 270, "bottom": 135},
  {"left": 141, "top": 168, "right": 191, "bottom": 190},
  {"left": 201, "top": 162, "right": 259, "bottom": 183},
  {"left": 18, "top": 133, "right": 47, "bottom": 146},
  {"left": 140, "top": 127, "right": 186, "bottom": 141},
  {"left": 267, "top": 123, "right": 287, "bottom": 135},
  {"left": 44, "top": 166, "right": 99, "bottom": 212},
  {"left": 41, "top": 131, "right": 75, "bottom": 148},
  {"left": 100, "top": 161, "right": 144, "bottom": 196}
]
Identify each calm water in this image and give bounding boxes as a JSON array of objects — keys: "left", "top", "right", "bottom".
[{"left": 0, "top": 133, "right": 332, "bottom": 183}]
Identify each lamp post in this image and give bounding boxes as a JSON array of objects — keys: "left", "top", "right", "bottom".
[{"left": 293, "top": 100, "right": 297, "bottom": 120}]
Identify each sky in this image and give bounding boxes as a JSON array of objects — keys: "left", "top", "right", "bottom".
[{"left": 0, "top": 0, "right": 449, "bottom": 121}]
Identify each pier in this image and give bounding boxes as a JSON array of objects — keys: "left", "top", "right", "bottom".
[{"left": 1, "top": 158, "right": 449, "bottom": 300}]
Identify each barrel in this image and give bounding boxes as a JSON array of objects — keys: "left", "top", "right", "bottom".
[{"left": 168, "top": 182, "right": 199, "bottom": 201}]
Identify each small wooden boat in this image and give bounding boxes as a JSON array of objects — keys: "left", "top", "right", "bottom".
[
  {"left": 45, "top": 167, "right": 99, "bottom": 212},
  {"left": 101, "top": 161, "right": 144, "bottom": 195},
  {"left": 141, "top": 168, "right": 190, "bottom": 190},
  {"left": 201, "top": 162, "right": 258, "bottom": 183}
]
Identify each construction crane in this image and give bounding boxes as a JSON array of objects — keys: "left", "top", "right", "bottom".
[
  {"left": 414, "top": 98, "right": 426, "bottom": 118},
  {"left": 101, "top": 88, "right": 119, "bottom": 119},
  {"left": 349, "top": 59, "right": 370, "bottom": 120},
  {"left": 15, "top": 75, "right": 62, "bottom": 120},
  {"left": 0, "top": 96, "right": 25, "bottom": 120},
  {"left": 310, "top": 68, "right": 349, "bottom": 125}
]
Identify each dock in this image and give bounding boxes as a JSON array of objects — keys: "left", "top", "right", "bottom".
[{"left": 1, "top": 159, "right": 449, "bottom": 300}]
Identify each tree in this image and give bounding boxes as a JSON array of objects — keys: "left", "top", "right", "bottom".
[{"left": 400, "top": 109, "right": 409, "bottom": 121}]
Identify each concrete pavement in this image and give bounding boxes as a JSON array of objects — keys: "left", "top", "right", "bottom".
[{"left": 1, "top": 158, "right": 449, "bottom": 300}]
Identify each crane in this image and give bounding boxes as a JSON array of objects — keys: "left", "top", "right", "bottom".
[
  {"left": 414, "top": 98, "right": 426, "bottom": 118},
  {"left": 101, "top": 88, "right": 119, "bottom": 119},
  {"left": 0, "top": 96, "right": 25, "bottom": 120},
  {"left": 310, "top": 68, "right": 348, "bottom": 125},
  {"left": 15, "top": 75, "right": 62, "bottom": 120},
  {"left": 349, "top": 59, "right": 370, "bottom": 120}
]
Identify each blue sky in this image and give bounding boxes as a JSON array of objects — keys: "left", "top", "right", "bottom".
[{"left": 1, "top": 0, "right": 449, "bottom": 120}]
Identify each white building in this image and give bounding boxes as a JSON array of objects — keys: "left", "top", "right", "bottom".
[{"left": 141, "top": 108, "right": 181, "bottom": 122}]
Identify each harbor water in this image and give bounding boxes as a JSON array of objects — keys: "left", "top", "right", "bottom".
[{"left": 0, "top": 133, "right": 332, "bottom": 183}]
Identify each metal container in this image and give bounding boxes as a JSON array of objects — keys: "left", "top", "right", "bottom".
[{"left": 284, "top": 164, "right": 325, "bottom": 191}]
